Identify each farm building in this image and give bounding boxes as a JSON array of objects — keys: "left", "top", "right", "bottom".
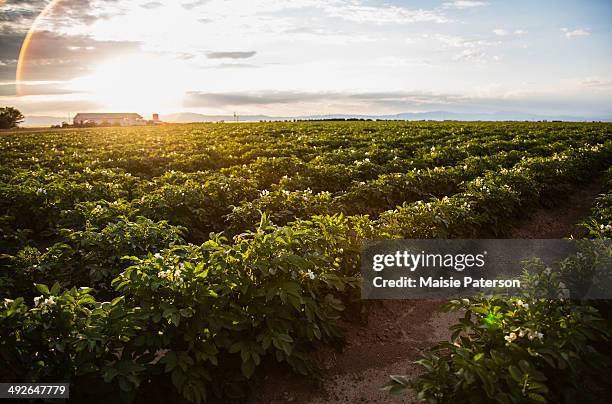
[{"left": 73, "top": 112, "right": 146, "bottom": 126}]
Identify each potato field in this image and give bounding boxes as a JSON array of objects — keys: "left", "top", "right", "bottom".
[{"left": 1, "top": 121, "right": 611, "bottom": 403}]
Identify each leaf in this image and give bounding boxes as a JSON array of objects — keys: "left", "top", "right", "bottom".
[
  {"left": 241, "top": 358, "right": 256, "bottom": 379},
  {"left": 527, "top": 393, "right": 547, "bottom": 403},
  {"left": 34, "top": 283, "right": 49, "bottom": 295},
  {"left": 508, "top": 365, "right": 522, "bottom": 383},
  {"left": 103, "top": 368, "right": 119, "bottom": 383},
  {"left": 161, "top": 351, "right": 178, "bottom": 372},
  {"left": 50, "top": 282, "right": 61, "bottom": 296},
  {"left": 111, "top": 296, "right": 124, "bottom": 306}
]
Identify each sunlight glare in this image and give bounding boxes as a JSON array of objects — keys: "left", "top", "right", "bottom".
[{"left": 71, "top": 54, "right": 189, "bottom": 114}]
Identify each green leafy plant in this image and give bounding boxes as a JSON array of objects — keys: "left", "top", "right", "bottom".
[{"left": 383, "top": 261, "right": 612, "bottom": 403}]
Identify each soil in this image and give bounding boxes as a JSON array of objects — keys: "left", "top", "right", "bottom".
[
  {"left": 249, "top": 300, "right": 458, "bottom": 404},
  {"left": 249, "top": 177, "right": 604, "bottom": 404},
  {"left": 509, "top": 178, "right": 603, "bottom": 238}
]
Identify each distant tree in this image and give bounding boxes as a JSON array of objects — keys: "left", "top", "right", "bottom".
[{"left": 0, "top": 107, "right": 25, "bottom": 129}]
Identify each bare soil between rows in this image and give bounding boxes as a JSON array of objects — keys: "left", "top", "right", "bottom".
[{"left": 248, "top": 177, "right": 604, "bottom": 404}]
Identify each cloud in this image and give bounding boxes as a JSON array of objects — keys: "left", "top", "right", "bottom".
[
  {"left": 454, "top": 48, "right": 489, "bottom": 62},
  {"left": 581, "top": 78, "right": 612, "bottom": 90},
  {"left": 6, "top": 98, "right": 103, "bottom": 114},
  {"left": 432, "top": 34, "right": 500, "bottom": 62},
  {"left": 493, "top": 28, "right": 528, "bottom": 36},
  {"left": 184, "top": 89, "right": 607, "bottom": 116},
  {"left": 0, "top": 0, "right": 45, "bottom": 33},
  {"left": 372, "top": 56, "right": 431, "bottom": 68},
  {"left": 278, "top": 25, "right": 381, "bottom": 44},
  {"left": 7, "top": 30, "right": 140, "bottom": 81},
  {"left": 183, "top": 90, "right": 464, "bottom": 109},
  {"left": 0, "top": 81, "right": 75, "bottom": 97},
  {"left": 206, "top": 51, "right": 257, "bottom": 59},
  {"left": 181, "top": 0, "right": 209, "bottom": 10},
  {"left": 141, "top": 1, "right": 163, "bottom": 9},
  {"left": 434, "top": 34, "right": 499, "bottom": 49},
  {"left": 326, "top": 4, "right": 450, "bottom": 24},
  {"left": 184, "top": 91, "right": 323, "bottom": 107},
  {"left": 0, "top": 30, "right": 25, "bottom": 61},
  {"left": 433, "top": 34, "right": 500, "bottom": 62},
  {"left": 561, "top": 28, "right": 590, "bottom": 38},
  {"left": 442, "top": 1, "right": 488, "bottom": 9}
]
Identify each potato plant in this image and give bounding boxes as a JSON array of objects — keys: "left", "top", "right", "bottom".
[{"left": 0, "top": 121, "right": 610, "bottom": 402}]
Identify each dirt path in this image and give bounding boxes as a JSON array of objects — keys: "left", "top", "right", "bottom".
[
  {"left": 249, "top": 177, "right": 604, "bottom": 404},
  {"left": 249, "top": 300, "right": 458, "bottom": 404},
  {"left": 509, "top": 178, "right": 602, "bottom": 238}
]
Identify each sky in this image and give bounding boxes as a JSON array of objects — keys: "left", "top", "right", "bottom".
[{"left": 0, "top": 0, "right": 611, "bottom": 118}]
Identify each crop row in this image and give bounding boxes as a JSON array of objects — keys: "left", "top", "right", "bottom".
[{"left": 1, "top": 121, "right": 611, "bottom": 402}]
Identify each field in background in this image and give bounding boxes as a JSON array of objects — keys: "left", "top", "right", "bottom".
[{"left": 1, "top": 121, "right": 611, "bottom": 403}]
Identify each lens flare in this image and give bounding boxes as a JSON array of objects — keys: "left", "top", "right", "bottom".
[{"left": 16, "top": 0, "right": 62, "bottom": 96}]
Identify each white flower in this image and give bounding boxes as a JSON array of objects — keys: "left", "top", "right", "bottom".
[
  {"left": 306, "top": 270, "right": 316, "bottom": 280},
  {"left": 154, "top": 253, "right": 162, "bottom": 259},
  {"left": 3, "top": 298, "right": 14, "bottom": 308},
  {"left": 43, "top": 297, "right": 56, "bottom": 306},
  {"left": 174, "top": 270, "right": 181, "bottom": 278},
  {"left": 516, "top": 300, "right": 529, "bottom": 310},
  {"left": 34, "top": 295, "right": 43, "bottom": 307},
  {"left": 504, "top": 332, "right": 517, "bottom": 344}
]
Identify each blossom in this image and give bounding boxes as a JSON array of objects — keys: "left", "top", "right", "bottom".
[
  {"left": 43, "top": 297, "right": 56, "bottom": 306},
  {"left": 504, "top": 332, "right": 517, "bottom": 344},
  {"left": 34, "top": 295, "right": 43, "bottom": 307},
  {"left": 516, "top": 300, "right": 529, "bottom": 310},
  {"left": 513, "top": 328, "right": 544, "bottom": 342}
]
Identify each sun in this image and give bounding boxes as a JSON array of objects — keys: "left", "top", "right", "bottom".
[{"left": 69, "top": 54, "right": 189, "bottom": 114}]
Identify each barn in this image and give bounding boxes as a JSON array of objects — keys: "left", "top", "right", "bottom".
[{"left": 73, "top": 113, "right": 146, "bottom": 126}]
